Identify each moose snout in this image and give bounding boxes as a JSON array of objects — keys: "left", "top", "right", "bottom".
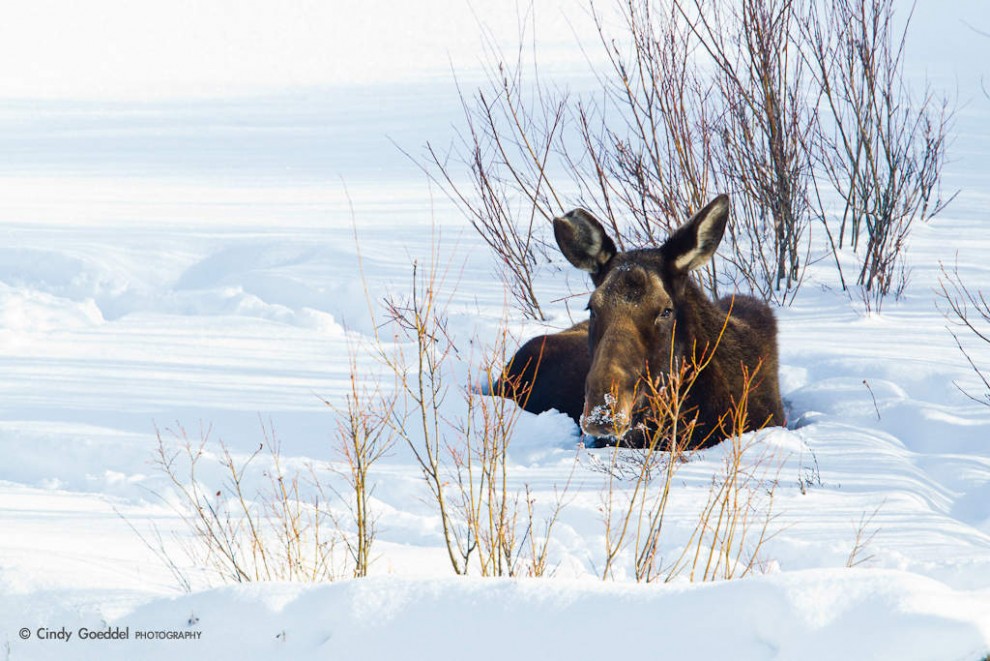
[{"left": 580, "top": 391, "right": 635, "bottom": 439}]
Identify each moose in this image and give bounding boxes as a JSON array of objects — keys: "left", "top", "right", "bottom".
[{"left": 493, "top": 195, "right": 785, "bottom": 448}]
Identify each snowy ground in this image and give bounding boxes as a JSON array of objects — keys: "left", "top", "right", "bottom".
[{"left": 1, "top": 1, "right": 990, "bottom": 660}]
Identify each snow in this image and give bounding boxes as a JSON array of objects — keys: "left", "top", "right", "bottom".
[
  {"left": 0, "top": 1, "right": 600, "bottom": 99},
  {"left": 1, "top": 1, "right": 990, "bottom": 659},
  {"left": 7, "top": 573, "right": 986, "bottom": 660}
]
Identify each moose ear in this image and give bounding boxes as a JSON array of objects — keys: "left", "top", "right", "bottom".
[
  {"left": 660, "top": 195, "right": 730, "bottom": 274},
  {"left": 553, "top": 208, "right": 617, "bottom": 278}
]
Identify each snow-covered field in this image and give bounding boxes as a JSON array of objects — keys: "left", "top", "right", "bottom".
[{"left": 2, "top": 1, "right": 990, "bottom": 659}]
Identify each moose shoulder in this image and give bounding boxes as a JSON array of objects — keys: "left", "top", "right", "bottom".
[{"left": 494, "top": 195, "right": 785, "bottom": 449}]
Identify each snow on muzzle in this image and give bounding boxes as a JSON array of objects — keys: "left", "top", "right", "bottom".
[{"left": 580, "top": 391, "right": 637, "bottom": 439}]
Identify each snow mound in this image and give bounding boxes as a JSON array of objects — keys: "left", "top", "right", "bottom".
[{"left": 6, "top": 572, "right": 988, "bottom": 661}]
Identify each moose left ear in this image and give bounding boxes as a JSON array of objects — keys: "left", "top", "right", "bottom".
[{"left": 660, "top": 194, "right": 730, "bottom": 274}]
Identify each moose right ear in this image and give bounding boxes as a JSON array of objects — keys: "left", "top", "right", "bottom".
[{"left": 553, "top": 209, "right": 617, "bottom": 278}]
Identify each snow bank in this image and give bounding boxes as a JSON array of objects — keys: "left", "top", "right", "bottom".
[{"left": 5, "top": 572, "right": 988, "bottom": 661}]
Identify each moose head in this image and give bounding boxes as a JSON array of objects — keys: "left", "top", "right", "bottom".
[{"left": 553, "top": 195, "right": 784, "bottom": 446}]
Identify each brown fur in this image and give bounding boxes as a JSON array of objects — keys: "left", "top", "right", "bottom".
[
  {"left": 494, "top": 195, "right": 785, "bottom": 449},
  {"left": 491, "top": 321, "right": 590, "bottom": 423}
]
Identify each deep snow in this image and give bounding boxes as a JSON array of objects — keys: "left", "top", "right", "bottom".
[{"left": 1, "top": 1, "right": 990, "bottom": 660}]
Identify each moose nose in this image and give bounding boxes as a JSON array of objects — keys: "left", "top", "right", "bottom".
[{"left": 580, "top": 396, "right": 632, "bottom": 439}]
